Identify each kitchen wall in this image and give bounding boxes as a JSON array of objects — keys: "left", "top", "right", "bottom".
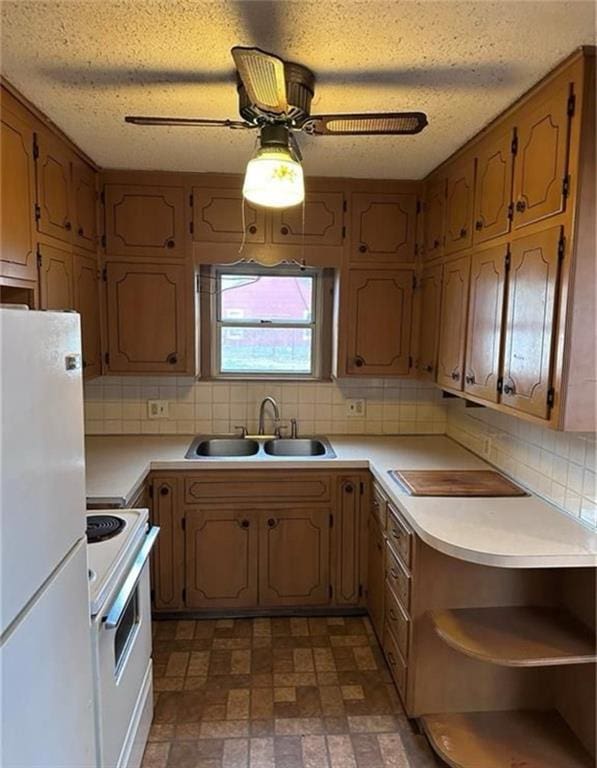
[
  {"left": 447, "top": 399, "right": 597, "bottom": 531},
  {"left": 83, "top": 377, "right": 448, "bottom": 438}
]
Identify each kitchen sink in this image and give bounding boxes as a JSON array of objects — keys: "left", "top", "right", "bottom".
[
  {"left": 186, "top": 437, "right": 260, "bottom": 458},
  {"left": 263, "top": 438, "right": 335, "bottom": 457}
]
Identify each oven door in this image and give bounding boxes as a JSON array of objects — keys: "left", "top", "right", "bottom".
[{"left": 96, "top": 526, "right": 159, "bottom": 768}]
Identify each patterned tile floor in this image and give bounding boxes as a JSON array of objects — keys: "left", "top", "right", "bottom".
[{"left": 142, "top": 616, "right": 441, "bottom": 767}]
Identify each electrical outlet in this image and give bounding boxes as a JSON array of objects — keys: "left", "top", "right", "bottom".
[
  {"left": 147, "top": 400, "right": 169, "bottom": 419},
  {"left": 346, "top": 399, "right": 366, "bottom": 418}
]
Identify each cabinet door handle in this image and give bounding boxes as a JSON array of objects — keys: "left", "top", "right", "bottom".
[
  {"left": 267, "top": 517, "right": 277, "bottom": 528},
  {"left": 465, "top": 373, "right": 475, "bottom": 384},
  {"left": 451, "top": 370, "right": 460, "bottom": 381},
  {"left": 344, "top": 483, "right": 354, "bottom": 494},
  {"left": 78, "top": 226, "right": 84, "bottom": 237},
  {"left": 503, "top": 383, "right": 515, "bottom": 395},
  {"left": 280, "top": 226, "right": 289, "bottom": 235},
  {"left": 248, "top": 225, "right": 257, "bottom": 234},
  {"left": 433, "top": 239, "right": 440, "bottom": 249},
  {"left": 166, "top": 239, "right": 175, "bottom": 248},
  {"left": 515, "top": 200, "right": 526, "bottom": 213},
  {"left": 64, "top": 220, "right": 72, "bottom": 231},
  {"left": 459, "top": 227, "right": 467, "bottom": 239},
  {"left": 354, "top": 356, "right": 365, "bottom": 368},
  {"left": 167, "top": 353, "right": 178, "bottom": 365},
  {"left": 159, "top": 486, "right": 169, "bottom": 496},
  {"left": 238, "top": 519, "right": 250, "bottom": 529},
  {"left": 475, "top": 220, "right": 483, "bottom": 231},
  {"left": 358, "top": 244, "right": 367, "bottom": 253},
  {"left": 389, "top": 609, "right": 398, "bottom": 621}
]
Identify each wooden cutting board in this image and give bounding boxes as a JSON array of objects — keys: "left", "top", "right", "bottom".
[{"left": 390, "top": 470, "right": 526, "bottom": 497}]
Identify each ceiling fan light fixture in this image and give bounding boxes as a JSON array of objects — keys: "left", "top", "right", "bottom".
[{"left": 243, "top": 144, "right": 304, "bottom": 209}]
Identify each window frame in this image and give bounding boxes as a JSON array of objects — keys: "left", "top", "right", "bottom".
[{"left": 202, "top": 264, "right": 332, "bottom": 381}]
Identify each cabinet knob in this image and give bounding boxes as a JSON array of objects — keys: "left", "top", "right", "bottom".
[
  {"left": 475, "top": 220, "right": 483, "bottom": 231},
  {"left": 345, "top": 483, "right": 354, "bottom": 494},
  {"left": 424, "top": 364, "right": 433, "bottom": 373},
  {"left": 459, "top": 227, "right": 467, "bottom": 238},
  {"left": 159, "top": 486, "right": 169, "bottom": 496},
  {"left": 358, "top": 244, "right": 367, "bottom": 253},
  {"left": 515, "top": 200, "right": 526, "bottom": 213},
  {"left": 433, "top": 239, "right": 440, "bottom": 249},
  {"left": 248, "top": 225, "right": 257, "bottom": 234},
  {"left": 354, "top": 356, "right": 365, "bottom": 368},
  {"left": 451, "top": 371, "right": 460, "bottom": 381},
  {"left": 280, "top": 226, "right": 289, "bottom": 235},
  {"left": 465, "top": 374, "right": 475, "bottom": 384},
  {"left": 166, "top": 239, "right": 175, "bottom": 248},
  {"left": 65, "top": 220, "right": 72, "bottom": 231},
  {"left": 503, "top": 383, "right": 515, "bottom": 395},
  {"left": 167, "top": 353, "right": 178, "bottom": 365},
  {"left": 78, "top": 226, "right": 84, "bottom": 237},
  {"left": 267, "top": 517, "right": 277, "bottom": 528},
  {"left": 238, "top": 519, "right": 250, "bottom": 529}
]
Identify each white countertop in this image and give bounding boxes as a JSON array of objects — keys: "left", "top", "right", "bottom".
[{"left": 85, "top": 434, "right": 597, "bottom": 569}]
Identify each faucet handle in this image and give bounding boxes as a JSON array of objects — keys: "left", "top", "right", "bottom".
[
  {"left": 234, "top": 425, "right": 248, "bottom": 439},
  {"left": 274, "top": 423, "right": 288, "bottom": 438},
  {"left": 290, "top": 418, "right": 299, "bottom": 439}
]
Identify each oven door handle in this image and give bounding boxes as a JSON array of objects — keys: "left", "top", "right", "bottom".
[{"left": 104, "top": 525, "right": 160, "bottom": 630}]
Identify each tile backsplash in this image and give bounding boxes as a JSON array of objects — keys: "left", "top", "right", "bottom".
[
  {"left": 83, "top": 377, "right": 448, "bottom": 438},
  {"left": 447, "top": 399, "right": 597, "bottom": 531}
]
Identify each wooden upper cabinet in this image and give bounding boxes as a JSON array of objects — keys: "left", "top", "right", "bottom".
[
  {"left": 464, "top": 245, "right": 507, "bottom": 402},
  {"left": 185, "top": 508, "right": 258, "bottom": 610},
  {"left": 350, "top": 192, "right": 417, "bottom": 264},
  {"left": 436, "top": 255, "right": 470, "bottom": 390},
  {"left": 258, "top": 507, "right": 330, "bottom": 608},
  {"left": 36, "top": 132, "right": 72, "bottom": 244},
  {"left": 151, "top": 477, "right": 185, "bottom": 611},
  {"left": 38, "top": 242, "right": 74, "bottom": 310},
  {"left": 473, "top": 127, "right": 515, "bottom": 244},
  {"left": 501, "top": 227, "right": 561, "bottom": 419},
  {"left": 73, "top": 253, "right": 101, "bottom": 379},
  {"left": 72, "top": 161, "right": 97, "bottom": 252},
  {"left": 105, "top": 261, "right": 188, "bottom": 373},
  {"left": 104, "top": 184, "right": 186, "bottom": 258},
  {"left": 416, "top": 263, "right": 443, "bottom": 380},
  {"left": 1, "top": 107, "right": 37, "bottom": 282},
  {"left": 444, "top": 156, "right": 476, "bottom": 254},
  {"left": 512, "top": 81, "right": 572, "bottom": 230},
  {"left": 271, "top": 191, "right": 344, "bottom": 247},
  {"left": 423, "top": 176, "right": 446, "bottom": 261},
  {"left": 345, "top": 270, "right": 414, "bottom": 376},
  {"left": 192, "top": 186, "right": 265, "bottom": 244}
]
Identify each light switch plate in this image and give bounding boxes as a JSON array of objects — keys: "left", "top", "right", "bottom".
[
  {"left": 147, "top": 400, "right": 169, "bottom": 419},
  {"left": 346, "top": 399, "right": 366, "bottom": 418}
]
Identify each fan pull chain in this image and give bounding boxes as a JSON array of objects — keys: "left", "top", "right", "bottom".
[
  {"left": 238, "top": 197, "right": 247, "bottom": 257},
  {"left": 301, "top": 197, "right": 306, "bottom": 266}
]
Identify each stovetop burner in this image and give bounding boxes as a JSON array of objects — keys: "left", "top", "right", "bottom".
[{"left": 86, "top": 515, "right": 126, "bottom": 544}]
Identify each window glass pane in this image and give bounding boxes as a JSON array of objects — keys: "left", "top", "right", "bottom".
[
  {"left": 220, "top": 327, "right": 312, "bottom": 374},
  {"left": 220, "top": 274, "right": 313, "bottom": 323}
]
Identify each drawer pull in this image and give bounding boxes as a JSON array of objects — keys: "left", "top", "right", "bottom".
[
  {"left": 238, "top": 519, "right": 250, "bottom": 529},
  {"left": 248, "top": 225, "right": 257, "bottom": 234},
  {"left": 280, "top": 226, "right": 289, "bottom": 235},
  {"left": 389, "top": 608, "right": 398, "bottom": 621},
  {"left": 387, "top": 650, "right": 396, "bottom": 666},
  {"left": 267, "top": 517, "right": 278, "bottom": 528},
  {"left": 390, "top": 568, "right": 399, "bottom": 579}
]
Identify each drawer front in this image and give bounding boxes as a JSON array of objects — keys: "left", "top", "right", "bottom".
[
  {"left": 184, "top": 472, "right": 332, "bottom": 505},
  {"left": 386, "top": 504, "right": 412, "bottom": 567},
  {"left": 371, "top": 485, "right": 387, "bottom": 529},
  {"left": 383, "top": 623, "right": 407, "bottom": 702},
  {"left": 385, "top": 545, "right": 411, "bottom": 611},
  {"left": 385, "top": 583, "right": 410, "bottom": 659}
]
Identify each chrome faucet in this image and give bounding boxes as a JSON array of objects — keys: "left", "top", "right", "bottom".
[{"left": 258, "top": 396, "right": 280, "bottom": 436}]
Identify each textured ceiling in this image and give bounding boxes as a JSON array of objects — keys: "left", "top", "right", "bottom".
[{"left": 1, "top": 1, "right": 594, "bottom": 179}]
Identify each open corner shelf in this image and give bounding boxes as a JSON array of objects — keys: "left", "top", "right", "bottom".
[
  {"left": 420, "top": 710, "right": 593, "bottom": 768},
  {"left": 430, "top": 606, "right": 597, "bottom": 667}
]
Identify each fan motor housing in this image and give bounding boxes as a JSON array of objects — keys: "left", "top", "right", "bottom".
[{"left": 237, "top": 61, "right": 315, "bottom": 123}]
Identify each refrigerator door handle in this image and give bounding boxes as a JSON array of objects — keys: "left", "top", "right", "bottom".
[{"left": 103, "top": 526, "right": 160, "bottom": 630}]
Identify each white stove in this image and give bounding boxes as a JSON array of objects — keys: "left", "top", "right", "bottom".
[{"left": 86, "top": 510, "right": 158, "bottom": 768}]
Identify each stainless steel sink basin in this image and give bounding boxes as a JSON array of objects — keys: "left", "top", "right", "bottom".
[
  {"left": 263, "top": 438, "right": 335, "bottom": 458},
  {"left": 186, "top": 437, "right": 260, "bottom": 458}
]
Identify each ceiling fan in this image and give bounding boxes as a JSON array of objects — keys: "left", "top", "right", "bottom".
[{"left": 125, "top": 47, "right": 428, "bottom": 207}]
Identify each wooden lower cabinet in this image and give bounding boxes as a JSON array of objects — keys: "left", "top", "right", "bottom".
[
  {"left": 185, "top": 508, "right": 258, "bottom": 610},
  {"left": 259, "top": 507, "right": 331, "bottom": 608},
  {"left": 367, "top": 513, "right": 385, "bottom": 640},
  {"left": 151, "top": 476, "right": 185, "bottom": 612}
]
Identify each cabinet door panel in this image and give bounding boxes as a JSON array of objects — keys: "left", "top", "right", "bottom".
[
  {"left": 416, "top": 263, "right": 443, "bottom": 380},
  {"left": 259, "top": 508, "right": 330, "bottom": 607},
  {"left": 501, "top": 228, "right": 561, "bottom": 418},
  {"left": 38, "top": 242, "right": 74, "bottom": 310},
  {"left": 105, "top": 184, "right": 186, "bottom": 257},
  {"left": 346, "top": 270, "right": 414, "bottom": 376},
  {"left": 151, "top": 477, "right": 185, "bottom": 611},
  {"left": 512, "top": 83, "right": 571, "bottom": 229},
  {"left": 105, "top": 262, "right": 187, "bottom": 373},
  {"left": 72, "top": 161, "right": 97, "bottom": 252},
  {"left": 185, "top": 509, "right": 258, "bottom": 610},
  {"left": 272, "top": 191, "right": 344, "bottom": 246},
  {"left": 36, "top": 133, "right": 72, "bottom": 243},
  {"left": 351, "top": 193, "right": 417, "bottom": 264},
  {"left": 464, "top": 246, "right": 507, "bottom": 402},
  {"left": 423, "top": 177, "right": 446, "bottom": 261},
  {"left": 73, "top": 253, "right": 101, "bottom": 379},
  {"left": 436, "top": 255, "right": 470, "bottom": 390},
  {"left": 367, "top": 514, "right": 385, "bottom": 641},
  {"left": 1, "top": 108, "right": 37, "bottom": 281},
  {"left": 473, "top": 128, "right": 514, "bottom": 244},
  {"left": 444, "top": 157, "right": 475, "bottom": 254},
  {"left": 335, "top": 477, "right": 362, "bottom": 606},
  {"left": 192, "top": 187, "right": 265, "bottom": 243}
]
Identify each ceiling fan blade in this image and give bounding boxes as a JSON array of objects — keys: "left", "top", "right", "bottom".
[
  {"left": 231, "top": 46, "right": 288, "bottom": 115},
  {"left": 124, "top": 116, "right": 254, "bottom": 129},
  {"left": 300, "top": 112, "right": 428, "bottom": 136}
]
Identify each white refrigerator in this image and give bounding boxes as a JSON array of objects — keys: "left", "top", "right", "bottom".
[{"left": 0, "top": 308, "right": 96, "bottom": 767}]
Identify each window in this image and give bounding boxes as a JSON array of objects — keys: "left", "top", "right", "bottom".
[{"left": 207, "top": 265, "right": 330, "bottom": 379}]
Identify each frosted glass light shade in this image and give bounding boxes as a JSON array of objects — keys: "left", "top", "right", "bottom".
[{"left": 242, "top": 147, "right": 304, "bottom": 208}]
